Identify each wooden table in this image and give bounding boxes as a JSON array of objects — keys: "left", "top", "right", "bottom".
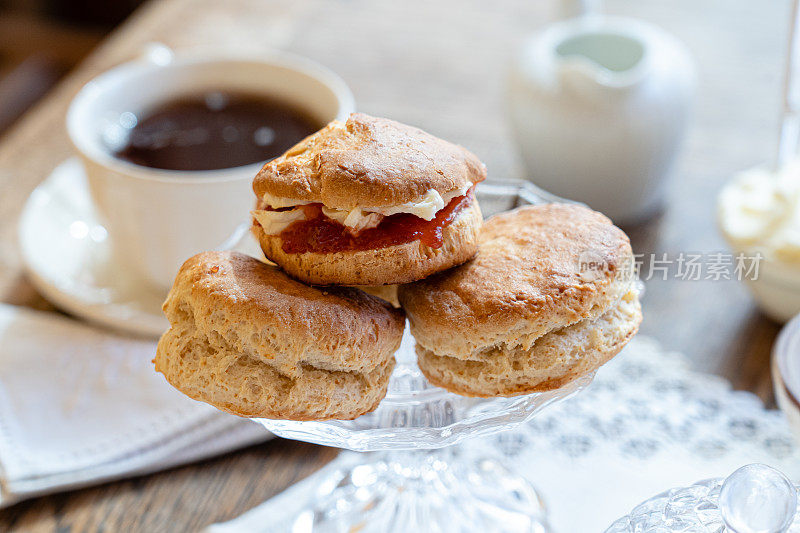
[{"left": 0, "top": 0, "right": 792, "bottom": 529}]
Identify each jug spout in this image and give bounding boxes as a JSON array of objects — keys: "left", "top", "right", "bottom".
[{"left": 555, "top": 27, "right": 648, "bottom": 98}]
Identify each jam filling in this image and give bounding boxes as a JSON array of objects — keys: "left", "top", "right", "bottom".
[{"left": 278, "top": 187, "right": 475, "bottom": 254}]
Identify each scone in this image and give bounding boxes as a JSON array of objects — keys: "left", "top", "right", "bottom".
[
  {"left": 251, "top": 113, "right": 485, "bottom": 286},
  {"left": 155, "top": 251, "right": 405, "bottom": 420},
  {"left": 398, "top": 204, "right": 642, "bottom": 397}
]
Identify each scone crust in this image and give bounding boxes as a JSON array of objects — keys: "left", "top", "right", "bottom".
[
  {"left": 417, "top": 290, "right": 641, "bottom": 397},
  {"left": 252, "top": 113, "right": 486, "bottom": 210},
  {"left": 398, "top": 204, "right": 634, "bottom": 359},
  {"left": 154, "top": 251, "right": 405, "bottom": 420},
  {"left": 255, "top": 200, "right": 482, "bottom": 285},
  {"left": 156, "top": 331, "right": 396, "bottom": 420}
]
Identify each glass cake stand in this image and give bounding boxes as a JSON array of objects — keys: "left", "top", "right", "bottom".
[{"left": 235, "top": 181, "right": 589, "bottom": 532}]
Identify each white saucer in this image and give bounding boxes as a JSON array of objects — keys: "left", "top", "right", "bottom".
[{"left": 18, "top": 158, "right": 169, "bottom": 338}]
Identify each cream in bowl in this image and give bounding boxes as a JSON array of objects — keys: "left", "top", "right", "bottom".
[{"left": 718, "top": 161, "right": 800, "bottom": 322}]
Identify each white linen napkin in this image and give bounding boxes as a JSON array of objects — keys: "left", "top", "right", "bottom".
[{"left": 0, "top": 303, "right": 269, "bottom": 506}]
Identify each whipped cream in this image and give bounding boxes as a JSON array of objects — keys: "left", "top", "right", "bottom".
[
  {"left": 718, "top": 161, "right": 800, "bottom": 264},
  {"left": 251, "top": 209, "right": 309, "bottom": 235},
  {"left": 259, "top": 192, "right": 314, "bottom": 209},
  {"left": 321, "top": 206, "right": 384, "bottom": 234},
  {"left": 254, "top": 183, "right": 472, "bottom": 235}
]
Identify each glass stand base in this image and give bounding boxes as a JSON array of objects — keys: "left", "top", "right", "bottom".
[{"left": 291, "top": 447, "right": 550, "bottom": 533}]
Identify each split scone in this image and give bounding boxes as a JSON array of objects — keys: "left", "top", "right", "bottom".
[
  {"left": 155, "top": 251, "right": 405, "bottom": 420},
  {"left": 398, "top": 204, "right": 642, "bottom": 397},
  {"left": 251, "top": 113, "right": 485, "bottom": 286}
]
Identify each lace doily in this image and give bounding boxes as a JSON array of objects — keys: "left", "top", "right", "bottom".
[
  {"left": 485, "top": 335, "right": 800, "bottom": 531},
  {"left": 493, "top": 336, "right": 795, "bottom": 465}
]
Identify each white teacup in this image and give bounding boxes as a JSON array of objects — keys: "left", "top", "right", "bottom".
[{"left": 67, "top": 47, "right": 354, "bottom": 290}]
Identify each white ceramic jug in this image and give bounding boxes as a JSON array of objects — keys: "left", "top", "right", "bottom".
[{"left": 507, "top": 16, "right": 695, "bottom": 223}]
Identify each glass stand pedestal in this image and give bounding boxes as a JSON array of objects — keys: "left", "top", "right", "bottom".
[{"left": 257, "top": 332, "right": 590, "bottom": 533}]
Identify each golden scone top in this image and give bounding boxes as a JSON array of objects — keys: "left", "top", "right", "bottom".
[
  {"left": 252, "top": 113, "right": 486, "bottom": 211},
  {"left": 398, "top": 204, "right": 635, "bottom": 359},
  {"left": 171, "top": 251, "right": 406, "bottom": 369}
]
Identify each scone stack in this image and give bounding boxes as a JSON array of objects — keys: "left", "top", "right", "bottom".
[{"left": 155, "top": 113, "right": 642, "bottom": 421}]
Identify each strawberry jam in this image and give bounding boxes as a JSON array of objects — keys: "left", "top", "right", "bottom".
[{"left": 279, "top": 188, "right": 475, "bottom": 254}]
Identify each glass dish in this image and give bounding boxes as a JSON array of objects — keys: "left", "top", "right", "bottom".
[{"left": 606, "top": 464, "right": 800, "bottom": 533}]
